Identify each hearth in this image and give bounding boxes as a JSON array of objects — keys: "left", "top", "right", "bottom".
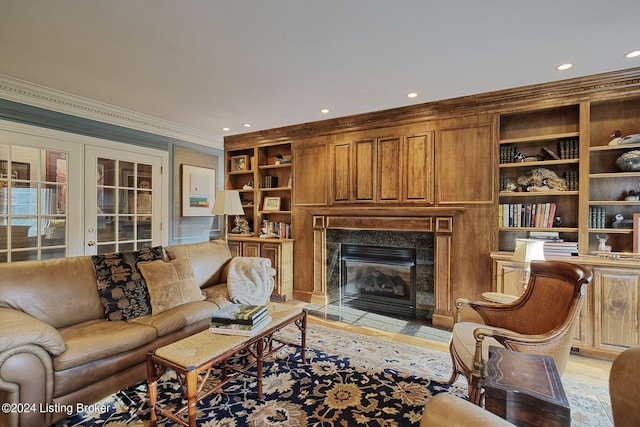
[{"left": 341, "top": 244, "right": 416, "bottom": 318}]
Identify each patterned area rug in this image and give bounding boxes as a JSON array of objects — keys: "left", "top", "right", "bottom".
[{"left": 53, "top": 323, "right": 611, "bottom": 426}]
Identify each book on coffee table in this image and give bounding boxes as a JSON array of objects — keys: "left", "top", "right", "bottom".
[
  {"left": 209, "top": 314, "right": 272, "bottom": 336},
  {"left": 211, "top": 304, "right": 268, "bottom": 326}
]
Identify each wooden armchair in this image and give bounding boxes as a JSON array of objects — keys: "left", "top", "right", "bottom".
[{"left": 446, "top": 260, "right": 592, "bottom": 405}]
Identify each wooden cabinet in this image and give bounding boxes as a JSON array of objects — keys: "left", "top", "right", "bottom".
[
  {"left": 497, "top": 105, "right": 581, "bottom": 252},
  {"left": 228, "top": 237, "right": 294, "bottom": 301},
  {"left": 330, "top": 128, "right": 433, "bottom": 205},
  {"left": 494, "top": 260, "right": 527, "bottom": 296},
  {"left": 225, "top": 142, "right": 292, "bottom": 239},
  {"left": 588, "top": 97, "right": 640, "bottom": 253},
  {"left": 592, "top": 267, "right": 640, "bottom": 351}
]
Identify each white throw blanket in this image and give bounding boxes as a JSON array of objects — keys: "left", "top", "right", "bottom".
[{"left": 227, "top": 257, "right": 276, "bottom": 305}]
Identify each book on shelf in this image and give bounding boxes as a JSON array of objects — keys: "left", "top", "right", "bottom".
[
  {"left": 499, "top": 202, "right": 557, "bottom": 228},
  {"left": 209, "top": 314, "right": 272, "bottom": 336},
  {"left": 211, "top": 304, "right": 268, "bottom": 326}
]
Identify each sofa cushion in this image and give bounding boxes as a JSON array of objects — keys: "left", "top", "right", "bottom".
[
  {"left": 165, "top": 240, "right": 232, "bottom": 288},
  {"left": 138, "top": 256, "right": 205, "bottom": 315},
  {"left": 0, "top": 308, "right": 66, "bottom": 355},
  {"left": 129, "top": 300, "right": 217, "bottom": 337},
  {"left": 54, "top": 319, "right": 158, "bottom": 370},
  {"left": 91, "top": 246, "right": 164, "bottom": 321}
]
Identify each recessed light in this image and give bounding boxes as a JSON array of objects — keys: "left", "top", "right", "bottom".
[
  {"left": 320, "top": 108, "right": 330, "bottom": 114},
  {"left": 222, "top": 127, "right": 230, "bottom": 131},
  {"left": 407, "top": 92, "right": 418, "bottom": 98},
  {"left": 243, "top": 123, "right": 251, "bottom": 128},
  {"left": 556, "top": 63, "right": 573, "bottom": 71},
  {"left": 624, "top": 50, "right": 640, "bottom": 59}
]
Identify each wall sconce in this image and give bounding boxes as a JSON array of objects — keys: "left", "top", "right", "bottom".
[
  {"left": 211, "top": 190, "right": 244, "bottom": 243},
  {"left": 512, "top": 238, "right": 546, "bottom": 290}
]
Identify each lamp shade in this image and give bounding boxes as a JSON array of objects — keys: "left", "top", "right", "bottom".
[
  {"left": 211, "top": 190, "right": 244, "bottom": 216},
  {"left": 512, "top": 238, "right": 546, "bottom": 263}
]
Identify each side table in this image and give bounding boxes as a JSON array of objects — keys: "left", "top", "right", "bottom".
[{"left": 484, "top": 346, "right": 570, "bottom": 427}]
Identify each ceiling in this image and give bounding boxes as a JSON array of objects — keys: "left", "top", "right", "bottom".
[{"left": 1, "top": 0, "right": 639, "bottom": 147}]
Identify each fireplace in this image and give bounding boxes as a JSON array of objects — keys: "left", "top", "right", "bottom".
[{"left": 341, "top": 244, "right": 416, "bottom": 318}]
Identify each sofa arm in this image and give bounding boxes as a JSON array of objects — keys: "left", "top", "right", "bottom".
[
  {"left": 421, "top": 394, "right": 513, "bottom": 426},
  {"left": 0, "top": 308, "right": 65, "bottom": 356},
  {"left": 0, "top": 344, "right": 54, "bottom": 427}
]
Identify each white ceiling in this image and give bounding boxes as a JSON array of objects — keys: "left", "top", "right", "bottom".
[{"left": 1, "top": 0, "right": 639, "bottom": 147}]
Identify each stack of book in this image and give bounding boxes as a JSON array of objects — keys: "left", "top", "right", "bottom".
[{"left": 209, "top": 304, "right": 271, "bottom": 336}]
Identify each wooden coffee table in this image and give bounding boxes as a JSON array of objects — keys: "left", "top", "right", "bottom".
[
  {"left": 146, "top": 303, "right": 307, "bottom": 427},
  {"left": 484, "top": 346, "right": 570, "bottom": 426}
]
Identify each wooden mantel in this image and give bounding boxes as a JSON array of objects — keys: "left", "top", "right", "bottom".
[{"left": 307, "top": 206, "right": 464, "bottom": 328}]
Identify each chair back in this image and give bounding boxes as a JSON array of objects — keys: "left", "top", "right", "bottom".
[
  {"left": 505, "top": 261, "right": 592, "bottom": 336},
  {"left": 610, "top": 346, "right": 640, "bottom": 427}
]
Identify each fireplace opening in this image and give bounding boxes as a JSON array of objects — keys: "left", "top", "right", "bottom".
[{"left": 341, "top": 244, "right": 416, "bottom": 318}]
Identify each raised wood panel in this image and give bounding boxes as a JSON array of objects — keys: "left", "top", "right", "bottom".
[
  {"left": 354, "top": 139, "right": 376, "bottom": 202},
  {"left": 293, "top": 142, "right": 328, "bottom": 206},
  {"left": 331, "top": 142, "right": 351, "bottom": 203},
  {"left": 593, "top": 267, "right": 640, "bottom": 350},
  {"left": 437, "top": 122, "right": 495, "bottom": 204},
  {"left": 377, "top": 136, "right": 400, "bottom": 202},
  {"left": 403, "top": 132, "right": 434, "bottom": 203},
  {"left": 241, "top": 241, "right": 261, "bottom": 257}
]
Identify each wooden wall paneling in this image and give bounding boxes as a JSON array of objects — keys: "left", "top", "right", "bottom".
[
  {"left": 436, "top": 119, "right": 496, "bottom": 204},
  {"left": 402, "top": 131, "right": 434, "bottom": 203},
  {"left": 354, "top": 138, "right": 376, "bottom": 202},
  {"left": 377, "top": 135, "right": 401, "bottom": 202},
  {"left": 330, "top": 140, "right": 352, "bottom": 203},
  {"left": 293, "top": 138, "right": 329, "bottom": 206}
]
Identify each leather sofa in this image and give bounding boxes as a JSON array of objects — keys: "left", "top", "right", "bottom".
[{"left": 0, "top": 240, "right": 271, "bottom": 427}]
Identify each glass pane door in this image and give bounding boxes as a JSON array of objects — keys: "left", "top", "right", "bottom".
[{"left": 85, "top": 146, "right": 163, "bottom": 255}]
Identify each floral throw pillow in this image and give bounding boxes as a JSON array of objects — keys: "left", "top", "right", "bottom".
[{"left": 91, "top": 246, "right": 164, "bottom": 321}]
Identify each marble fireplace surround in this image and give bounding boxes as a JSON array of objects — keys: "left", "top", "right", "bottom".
[{"left": 309, "top": 207, "right": 464, "bottom": 327}]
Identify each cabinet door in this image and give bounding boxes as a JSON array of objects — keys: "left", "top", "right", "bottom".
[
  {"left": 242, "top": 241, "right": 261, "bottom": 257},
  {"left": 227, "top": 240, "right": 242, "bottom": 257},
  {"left": 261, "top": 241, "right": 293, "bottom": 301},
  {"left": 593, "top": 267, "right": 640, "bottom": 350},
  {"left": 436, "top": 121, "right": 495, "bottom": 204},
  {"left": 354, "top": 139, "right": 376, "bottom": 202},
  {"left": 294, "top": 141, "right": 328, "bottom": 206},
  {"left": 331, "top": 141, "right": 352, "bottom": 203},
  {"left": 402, "top": 132, "right": 434, "bottom": 203},
  {"left": 377, "top": 136, "right": 401, "bottom": 202}
]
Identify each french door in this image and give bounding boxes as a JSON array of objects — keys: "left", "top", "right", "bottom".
[
  {"left": 0, "top": 119, "right": 167, "bottom": 261},
  {"left": 84, "top": 145, "right": 165, "bottom": 255}
]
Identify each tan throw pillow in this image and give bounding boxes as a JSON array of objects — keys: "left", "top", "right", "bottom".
[{"left": 138, "top": 256, "right": 204, "bottom": 315}]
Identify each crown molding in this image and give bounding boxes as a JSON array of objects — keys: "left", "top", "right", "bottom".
[{"left": 0, "top": 74, "right": 222, "bottom": 149}]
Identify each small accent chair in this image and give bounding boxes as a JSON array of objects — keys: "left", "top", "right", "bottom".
[
  {"left": 447, "top": 260, "right": 593, "bottom": 405},
  {"left": 609, "top": 345, "right": 640, "bottom": 427}
]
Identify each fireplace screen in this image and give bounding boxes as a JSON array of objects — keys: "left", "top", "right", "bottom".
[{"left": 341, "top": 244, "right": 416, "bottom": 318}]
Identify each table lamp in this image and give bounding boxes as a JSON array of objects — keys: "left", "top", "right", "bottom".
[
  {"left": 512, "top": 238, "right": 546, "bottom": 290},
  {"left": 211, "top": 190, "right": 244, "bottom": 242}
]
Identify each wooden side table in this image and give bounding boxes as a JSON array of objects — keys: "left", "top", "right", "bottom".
[{"left": 484, "top": 346, "right": 570, "bottom": 427}]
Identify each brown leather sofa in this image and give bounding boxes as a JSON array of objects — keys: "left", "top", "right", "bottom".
[{"left": 0, "top": 240, "right": 268, "bottom": 427}]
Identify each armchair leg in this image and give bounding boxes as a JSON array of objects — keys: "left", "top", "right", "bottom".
[{"left": 446, "top": 351, "right": 460, "bottom": 385}]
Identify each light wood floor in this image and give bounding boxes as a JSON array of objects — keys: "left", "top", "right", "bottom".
[{"left": 307, "top": 314, "right": 612, "bottom": 390}]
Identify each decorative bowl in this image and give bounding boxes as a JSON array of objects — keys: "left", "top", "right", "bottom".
[{"left": 616, "top": 150, "right": 640, "bottom": 172}]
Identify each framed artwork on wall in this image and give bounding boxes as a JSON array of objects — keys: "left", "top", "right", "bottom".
[{"left": 181, "top": 164, "right": 216, "bottom": 217}]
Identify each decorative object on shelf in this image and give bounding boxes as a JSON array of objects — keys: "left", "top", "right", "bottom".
[
  {"left": 181, "top": 164, "right": 216, "bottom": 217},
  {"left": 624, "top": 190, "right": 640, "bottom": 201},
  {"left": 275, "top": 154, "right": 291, "bottom": 165},
  {"left": 609, "top": 130, "right": 640, "bottom": 146},
  {"left": 553, "top": 216, "right": 563, "bottom": 227},
  {"left": 542, "top": 146, "right": 561, "bottom": 160},
  {"left": 211, "top": 190, "right": 244, "bottom": 242},
  {"left": 612, "top": 213, "right": 634, "bottom": 229},
  {"left": 516, "top": 168, "right": 567, "bottom": 191},
  {"left": 512, "top": 238, "right": 545, "bottom": 289},
  {"left": 231, "top": 215, "right": 252, "bottom": 235},
  {"left": 596, "top": 234, "right": 611, "bottom": 253},
  {"left": 514, "top": 151, "right": 542, "bottom": 162},
  {"left": 262, "top": 196, "right": 281, "bottom": 211},
  {"left": 615, "top": 150, "right": 640, "bottom": 171},
  {"left": 243, "top": 179, "right": 254, "bottom": 190},
  {"left": 230, "top": 155, "right": 249, "bottom": 172}
]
